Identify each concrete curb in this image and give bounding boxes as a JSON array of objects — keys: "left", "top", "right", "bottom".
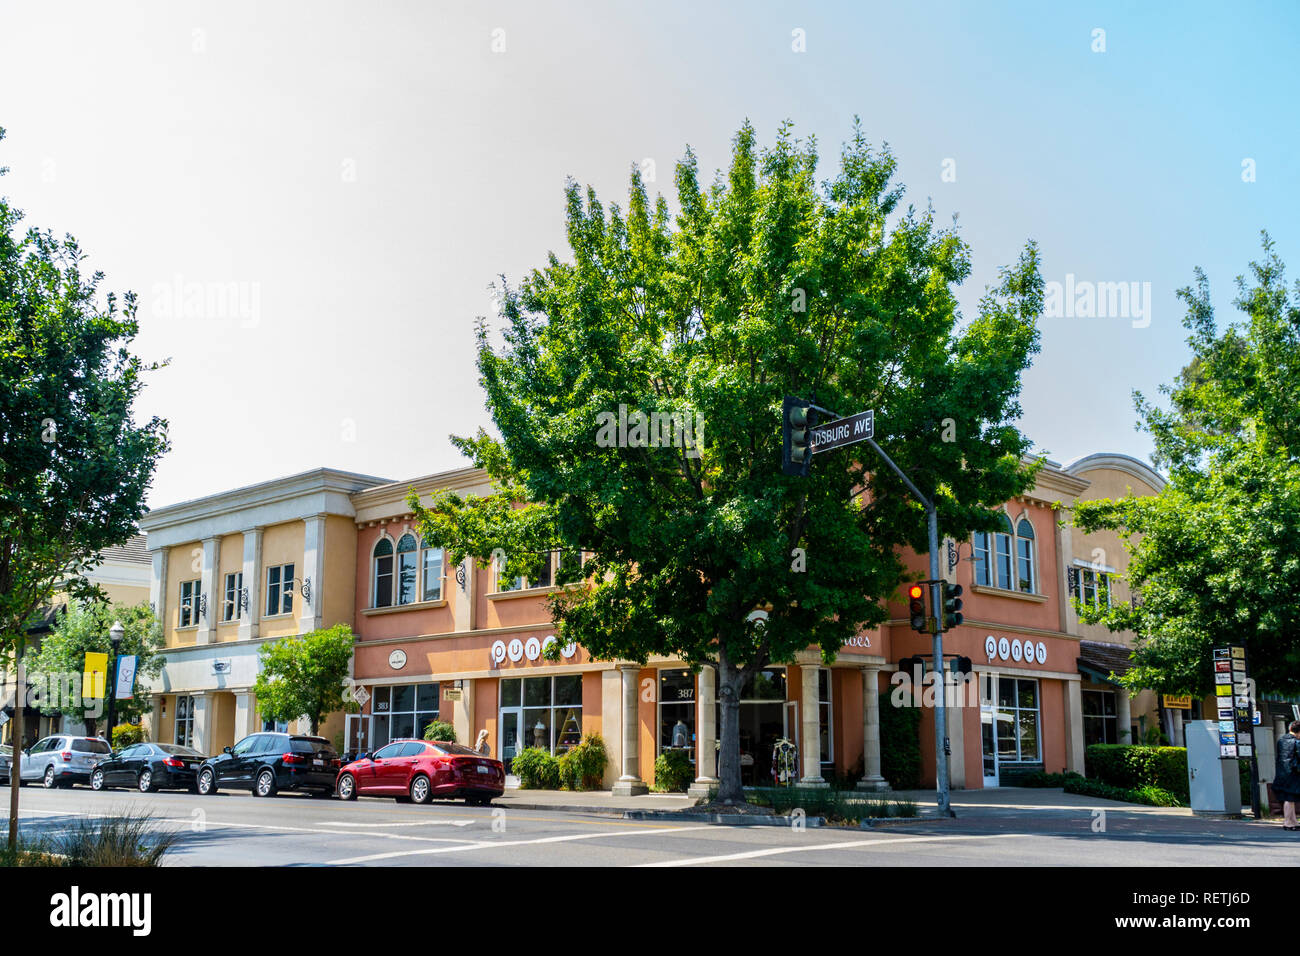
[
  {"left": 494, "top": 801, "right": 640, "bottom": 816},
  {"left": 623, "top": 809, "right": 824, "bottom": 827}
]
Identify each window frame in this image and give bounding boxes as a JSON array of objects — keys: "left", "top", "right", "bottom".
[
  {"left": 222, "top": 571, "right": 243, "bottom": 623},
  {"left": 264, "top": 563, "right": 295, "bottom": 617},
  {"left": 178, "top": 579, "right": 201, "bottom": 628},
  {"left": 973, "top": 512, "right": 1039, "bottom": 595}
]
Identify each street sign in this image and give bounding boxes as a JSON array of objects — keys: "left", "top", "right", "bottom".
[{"left": 810, "top": 409, "right": 874, "bottom": 454}]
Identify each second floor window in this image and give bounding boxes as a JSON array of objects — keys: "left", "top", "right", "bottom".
[
  {"left": 222, "top": 571, "right": 243, "bottom": 622},
  {"left": 973, "top": 513, "right": 1036, "bottom": 594},
  {"left": 178, "top": 579, "right": 200, "bottom": 627},
  {"left": 421, "top": 541, "right": 443, "bottom": 602},
  {"left": 1070, "top": 567, "right": 1112, "bottom": 608},
  {"left": 372, "top": 534, "right": 444, "bottom": 608},
  {"left": 265, "top": 563, "right": 294, "bottom": 616},
  {"left": 493, "top": 552, "right": 555, "bottom": 592}
]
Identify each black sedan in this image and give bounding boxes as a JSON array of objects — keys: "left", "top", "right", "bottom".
[
  {"left": 196, "top": 732, "right": 339, "bottom": 798},
  {"left": 90, "top": 743, "right": 208, "bottom": 793}
]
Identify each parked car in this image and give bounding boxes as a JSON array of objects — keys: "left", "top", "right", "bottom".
[
  {"left": 90, "top": 743, "right": 208, "bottom": 793},
  {"left": 195, "top": 732, "right": 339, "bottom": 798},
  {"left": 336, "top": 739, "right": 505, "bottom": 805},
  {"left": 17, "top": 735, "right": 112, "bottom": 788},
  {"left": 0, "top": 744, "right": 11, "bottom": 785}
]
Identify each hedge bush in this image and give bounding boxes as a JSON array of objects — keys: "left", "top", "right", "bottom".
[
  {"left": 512, "top": 747, "right": 560, "bottom": 789},
  {"left": 652, "top": 748, "right": 693, "bottom": 793},
  {"left": 1085, "top": 744, "right": 1189, "bottom": 801},
  {"left": 111, "top": 723, "right": 145, "bottom": 748},
  {"left": 879, "top": 695, "right": 922, "bottom": 790},
  {"left": 422, "top": 720, "right": 457, "bottom": 743},
  {"left": 559, "top": 733, "right": 609, "bottom": 791}
]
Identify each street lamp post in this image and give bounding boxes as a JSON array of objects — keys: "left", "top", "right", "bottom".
[{"left": 104, "top": 621, "right": 124, "bottom": 743}]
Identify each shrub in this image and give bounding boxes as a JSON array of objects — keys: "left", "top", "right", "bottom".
[
  {"left": 1019, "top": 770, "right": 1086, "bottom": 788},
  {"left": 56, "top": 813, "right": 179, "bottom": 867},
  {"left": 559, "top": 733, "right": 609, "bottom": 791},
  {"left": 1085, "top": 744, "right": 1189, "bottom": 801},
  {"left": 512, "top": 747, "right": 560, "bottom": 789},
  {"left": 879, "top": 695, "right": 922, "bottom": 790},
  {"left": 745, "top": 787, "right": 918, "bottom": 822},
  {"left": 111, "top": 723, "right": 145, "bottom": 748},
  {"left": 422, "top": 720, "right": 457, "bottom": 743},
  {"left": 1062, "top": 775, "right": 1182, "bottom": 807},
  {"left": 652, "top": 748, "right": 693, "bottom": 793}
]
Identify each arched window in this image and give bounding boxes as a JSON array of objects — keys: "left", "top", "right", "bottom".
[
  {"left": 396, "top": 533, "right": 418, "bottom": 605},
  {"left": 421, "top": 537, "right": 443, "bottom": 602},
  {"left": 373, "top": 538, "right": 394, "bottom": 608},
  {"left": 973, "top": 513, "right": 1016, "bottom": 590},
  {"left": 1015, "top": 518, "right": 1035, "bottom": 593}
]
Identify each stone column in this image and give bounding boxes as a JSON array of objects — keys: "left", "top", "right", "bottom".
[
  {"left": 197, "top": 537, "right": 220, "bottom": 645},
  {"left": 797, "top": 662, "right": 827, "bottom": 788},
  {"left": 611, "top": 664, "right": 647, "bottom": 795},
  {"left": 233, "top": 691, "right": 255, "bottom": 743},
  {"left": 238, "top": 528, "right": 263, "bottom": 642},
  {"left": 857, "top": 664, "right": 890, "bottom": 791},
  {"left": 688, "top": 665, "right": 719, "bottom": 799},
  {"left": 149, "top": 549, "right": 169, "bottom": 630},
  {"left": 1171, "top": 708, "right": 1185, "bottom": 748},
  {"left": 1064, "top": 679, "right": 1086, "bottom": 773},
  {"left": 300, "top": 515, "right": 327, "bottom": 634},
  {"left": 191, "top": 693, "right": 212, "bottom": 754},
  {"left": 450, "top": 679, "right": 476, "bottom": 746},
  {"left": 1116, "top": 686, "right": 1133, "bottom": 745}
]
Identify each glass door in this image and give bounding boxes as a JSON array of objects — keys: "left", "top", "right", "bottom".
[
  {"left": 344, "top": 714, "right": 371, "bottom": 761},
  {"left": 500, "top": 710, "right": 521, "bottom": 773},
  {"left": 980, "top": 674, "right": 999, "bottom": 787}
]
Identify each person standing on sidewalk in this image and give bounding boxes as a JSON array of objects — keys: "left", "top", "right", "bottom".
[{"left": 1275, "top": 721, "right": 1300, "bottom": 830}]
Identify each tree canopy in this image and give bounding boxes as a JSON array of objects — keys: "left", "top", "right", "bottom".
[
  {"left": 1075, "top": 234, "right": 1300, "bottom": 696},
  {"left": 413, "top": 120, "right": 1044, "bottom": 800},
  {"left": 252, "top": 624, "right": 358, "bottom": 734}
]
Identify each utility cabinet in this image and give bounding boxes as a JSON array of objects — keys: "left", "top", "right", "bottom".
[{"left": 1186, "top": 719, "right": 1242, "bottom": 817}]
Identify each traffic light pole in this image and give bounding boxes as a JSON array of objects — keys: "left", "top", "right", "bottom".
[{"left": 865, "top": 437, "right": 952, "bottom": 817}]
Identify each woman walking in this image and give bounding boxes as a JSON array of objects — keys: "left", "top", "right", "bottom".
[{"left": 1275, "top": 721, "right": 1300, "bottom": 830}]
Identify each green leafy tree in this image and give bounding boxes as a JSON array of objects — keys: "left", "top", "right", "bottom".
[
  {"left": 26, "top": 599, "right": 164, "bottom": 737},
  {"left": 0, "top": 127, "right": 167, "bottom": 848},
  {"left": 1075, "top": 234, "right": 1300, "bottom": 696},
  {"left": 252, "top": 624, "right": 357, "bottom": 734},
  {"left": 412, "top": 121, "right": 1043, "bottom": 803}
]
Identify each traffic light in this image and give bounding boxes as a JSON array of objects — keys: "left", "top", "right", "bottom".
[
  {"left": 940, "top": 581, "right": 963, "bottom": 630},
  {"left": 782, "top": 395, "right": 814, "bottom": 477},
  {"left": 956, "top": 656, "right": 972, "bottom": 676},
  {"left": 907, "top": 583, "right": 927, "bottom": 632}
]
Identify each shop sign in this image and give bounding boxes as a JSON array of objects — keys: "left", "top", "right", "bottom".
[
  {"left": 490, "top": 635, "right": 579, "bottom": 668},
  {"left": 983, "top": 635, "right": 1047, "bottom": 666},
  {"left": 842, "top": 635, "right": 871, "bottom": 650},
  {"left": 388, "top": 649, "right": 407, "bottom": 671},
  {"left": 1212, "top": 645, "right": 1253, "bottom": 759},
  {"left": 444, "top": 687, "right": 463, "bottom": 702},
  {"left": 1162, "top": 694, "right": 1192, "bottom": 710}
]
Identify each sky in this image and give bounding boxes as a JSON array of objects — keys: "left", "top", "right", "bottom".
[{"left": 1, "top": 0, "right": 1297, "bottom": 507}]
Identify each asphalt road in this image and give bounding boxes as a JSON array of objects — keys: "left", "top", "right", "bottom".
[{"left": 5, "top": 784, "right": 1300, "bottom": 866}]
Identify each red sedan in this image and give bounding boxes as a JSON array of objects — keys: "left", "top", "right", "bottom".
[{"left": 336, "top": 739, "right": 505, "bottom": 805}]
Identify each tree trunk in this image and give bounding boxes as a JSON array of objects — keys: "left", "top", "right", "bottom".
[{"left": 715, "top": 646, "right": 745, "bottom": 805}]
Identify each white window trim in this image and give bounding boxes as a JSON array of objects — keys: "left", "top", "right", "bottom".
[
  {"left": 222, "top": 571, "right": 243, "bottom": 623},
  {"left": 265, "top": 563, "right": 295, "bottom": 617},
  {"left": 178, "top": 579, "right": 200, "bottom": 628},
  {"left": 973, "top": 512, "right": 1040, "bottom": 595}
]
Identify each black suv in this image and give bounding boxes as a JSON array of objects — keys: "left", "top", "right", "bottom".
[{"left": 195, "top": 732, "right": 339, "bottom": 798}]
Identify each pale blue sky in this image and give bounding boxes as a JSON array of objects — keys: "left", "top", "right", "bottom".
[{"left": 1, "top": 0, "right": 1296, "bottom": 506}]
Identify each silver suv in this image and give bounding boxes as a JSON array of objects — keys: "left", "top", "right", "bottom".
[{"left": 19, "top": 735, "right": 111, "bottom": 788}]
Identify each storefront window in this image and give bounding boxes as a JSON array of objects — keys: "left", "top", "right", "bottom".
[
  {"left": 818, "top": 669, "right": 833, "bottom": 765},
  {"left": 499, "top": 675, "right": 584, "bottom": 771},
  {"left": 1083, "top": 689, "right": 1118, "bottom": 745},
  {"left": 985, "top": 676, "right": 1040, "bottom": 762},
  {"left": 718, "top": 667, "right": 788, "bottom": 786},
  {"left": 371, "top": 682, "right": 441, "bottom": 748},
  {"left": 659, "top": 669, "right": 695, "bottom": 755},
  {"left": 174, "top": 695, "right": 194, "bottom": 748}
]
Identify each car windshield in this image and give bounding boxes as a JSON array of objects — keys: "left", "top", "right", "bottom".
[
  {"left": 158, "top": 744, "right": 203, "bottom": 757},
  {"left": 430, "top": 743, "right": 485, "bottom": 757},
  {"left": 72, "top": 739, "right": 111, "bottom": 754},
  {"left": 289, "top": 737, "right": 333, "bottom": 754}
]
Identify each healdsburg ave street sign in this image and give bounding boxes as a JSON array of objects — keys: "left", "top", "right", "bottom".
[{"left": 809, "top": 409, "right": 875, "bottom": 454}]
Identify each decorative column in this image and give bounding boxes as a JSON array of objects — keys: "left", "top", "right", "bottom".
[
  {"left": 1171, "top": 708, "right": 1185, "bottom": 748},
  {"left": 797, "top": 659, "right": 827, "bottom": 788},
  {"left": 149, "top": 549, "right": 169, "bottom": 629},
  {"left": 1064, "top": 679, "right": 1086, "bottom": 773},
  {"left": 238, "top": 527, "right": 262, "bottom": 642},
  {"left": 611, "top": 664, "right": 648, "bottom": 795},
  {"left": 1116, "top": 685, "right": 1133, "bottom": 745},
  {"left": 449, "top": 679, "right": 476, "bottom": 746},
  {"left": 233, "top": 691, "right": 255, "bottom": 742},
  {"left": 857, "top": 663, "right": 890, "bottom": 791},
  {"left": 190, "top": 693, "right": 212, "bottom": 754},
  {"left": 300, "top": 515, "right": 327, "bottom": 634},
  {"left": 688, "top": 665, "right": 719, "bottom": 799},
  {"left": 197, "top": 537, "right": 219, "bottom": 645}
]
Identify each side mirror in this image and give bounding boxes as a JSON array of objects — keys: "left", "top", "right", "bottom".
[
  {"left": 223, "top": 746, "right": 233, "bottom": 755},
  {"left": 363, "top": 752, "right": 374, "bottom": 761}
]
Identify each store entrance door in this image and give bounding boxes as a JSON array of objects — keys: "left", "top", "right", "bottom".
[
  {"left": 344, "top": 714, "right": 372, "bottom": 761},
  {"left": 981, "top": 704, "right": 999, "bottom": 787}
]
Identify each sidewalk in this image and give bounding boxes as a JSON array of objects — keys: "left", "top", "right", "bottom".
[{"left": 493, "top": 787, "right": 698, "bottom": 815}]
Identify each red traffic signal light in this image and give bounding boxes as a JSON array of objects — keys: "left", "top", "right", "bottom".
[{"left": 908, "top": 584, "right": 927, "bottom": 632}]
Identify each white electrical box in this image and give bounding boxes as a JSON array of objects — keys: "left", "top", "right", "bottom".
[{"left": 1186, "top": 719, "right": 1242, "bottom": 817}]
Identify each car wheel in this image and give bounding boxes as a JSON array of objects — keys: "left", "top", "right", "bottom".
[
  {"left": 42, "top": 766, "right": 57, "bottom": 789},
  {"left": 91, "top": 769, "right": 106, "bottom": 791},
  {"left": 197, "top": 768, "right": 217, "bottom": 795},
  {"left": 337, "top": 773, "right": 357, "bottom": 801},
  {"left": 138, "top": 769, "right": 156, "bottom": 793},
  {"left": 409, "top": 774, "right": 431, "bottom": 805},
  {"left": 254, "top": 769, "right": 277, "bottom": 798}
]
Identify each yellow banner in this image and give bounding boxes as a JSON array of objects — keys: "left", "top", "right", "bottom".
[
  {"left": 83, "top": 652, "right": 108, "bottom": 700},
  {"left": 1163, "top": 694, "right": 1193, "bottom": 709}
]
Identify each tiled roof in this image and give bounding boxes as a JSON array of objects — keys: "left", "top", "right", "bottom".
[
  {"left": 98, "top": 533, "right": 150, "bottom": 565},
  {"left": 1078, "top": 640, "right": 1134, "bottom": 678}
]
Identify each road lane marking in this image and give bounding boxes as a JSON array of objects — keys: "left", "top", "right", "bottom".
[
  {"left": 319, "top": 820, "right": 474, "bottom": 828},
  {"left": 638, "top": 832, "right": 1024, "bottom": 866},
  {"left": 326, "top": 824, "right": 717, "bottom": 864}
]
